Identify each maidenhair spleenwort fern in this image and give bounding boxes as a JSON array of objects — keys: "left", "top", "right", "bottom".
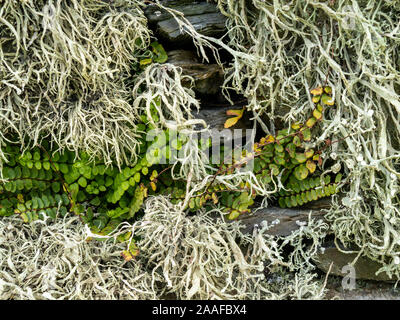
[
  {"left": 164, "top": 85, "right": 343, "bottom": 218},
  {"left": 0, "top": 86, "right": 342, "bottom": 259}
]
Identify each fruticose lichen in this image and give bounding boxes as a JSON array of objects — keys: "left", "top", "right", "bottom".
[{"left": 1, "top": 0, "right": 400, "bottom": 300}]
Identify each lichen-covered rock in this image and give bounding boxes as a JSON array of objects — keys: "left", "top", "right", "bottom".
[
  {"left": 194, "top": 105, "right": 251, "bottom": 131},
  {"left": 144, "top": 1, "right": 227, "bottom": 43},
  {"left": 314, "top": 241, "right": 397, "bottom": 282},
  {"left": 167, "top": 50, "right": 224, "bottom": 95},
  {"left": 325, "top": 278, "right": 400, "bottom": 300},
  {"left": 144, "top": 1, "right": 220, "bottom": 23},
  {"left": 235, "top": 206, "right": 327, "bottom": 237}
]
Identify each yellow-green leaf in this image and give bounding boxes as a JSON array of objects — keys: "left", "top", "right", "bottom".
[
  {"left": 228, "top": 210, "right": 240, "bottom": 220},
  {"left": 128, "top": 241, "right": 139, "bottom": 257},
  {"left": 212, "top": 193, "right": 218, "bottom": 204},
  {"left": 295, "top": 153, "right": 307, "bottom": 163},
  {"left": 121, "top": 250, "right": 133, "bottom": 262},
  {"left": 140, "top": 58, "right": 153, "bottom": 66},
  {"left": 310, "top": 87, "right": 323, "bottom": 95},
  {"left": 189, "top": 198, "right": 195, "bottom": 209},
  {"left": 224, "top": 108, "right": 244, "bottom": 128},
  {"left": 129, "top": 185, "right": 147, "bottom": 218},
  {"left": 321, "top": 93, "right": 334, "bottom": 105},
  {"left": 224, "top": 116, "right": 241, "bottom": 129},
  {"left": 313, "top": 109, "right": 322, "bottom": 120},
  {"left": 265, "top": 135, "right": 275, "bottom": 143},
  {"left": 269, "top": 164, "right": 280, "bottom": 175},
  {"left": 274, "top": 144, "right": 284, "bottom": 153},
  {"left": 306, "top": 160, "right": 316, "bottom": 173},
  {"left": 305, "top": 149, "right": 314, "bottom": 158},
  {"left": 294, "top": 164, "right": 309, "bottom": 180},
  {"left": 226, "top": 109, "right": 244, "bottom": 117},
  {"left": 291, "top": 122, "right": 302, "bottom": 130},
  {"left": 312, "top": 95, "right": 321, "bottom": 103},
  {"left": 306, "top": 117, "right": 317, "bottom": 128},
  {"left": 286, "top": 143, "right": 296, "bottom": 158},
  {"left": 302, "top": 128, "right": 311, "bottom": 141},
  {"left": 150, "top": 41, "right": 168, "bottom": 63},
  {"left": 293, "top": 135, "right": 302, "bottom": 147},
  {"left": 324, "top": 86, "right": 332, "bottom": 94}
]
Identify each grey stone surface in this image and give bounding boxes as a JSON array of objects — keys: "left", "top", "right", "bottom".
[
  {"left": 234, "top": 206, "right": 326, "bottom": 237},
  {"left": 191, "top": 105, "right": 252, "bottom": 151},
  {"left": 328, "top": 288, "right": 400, "bottom": 300},
  {"left": 144, "top": 1, "right": 227, "bottom": 43},
  {"left": 166, "top": 49, "right": 224, "bottom": 95},
  {"left": 324, "top": 276, "right": 400, "bottom": 300},
  {"left": 314, "top": 240, "right": 398, "bottom": 282},
  {"left": 145, "top": 1, "right": 220, "bottom": 23},
  {"left": 193, "top": 105, "right": 251, "bottom": 131}
]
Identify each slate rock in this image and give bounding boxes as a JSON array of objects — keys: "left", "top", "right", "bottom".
[
  {"left": 193, "top": 105, "right": 251, "bottom": 131},
  {"left": 144, "top": 1, "right": 220, "bottom": 23},
  {"left": 314, "top": 240, "right": 397, "bottom": 282},
  {"left": 324, "top": 278, "right": 400, "bottom": 300},
  {"left": 167, "top": 49, "right": 224, "bottom": 95},
  {"left": 144, "top": 1, "right": 227, "bottom": 43},
  {"left": 234, "top": 206, "right": 326, "bottom": 237}
]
